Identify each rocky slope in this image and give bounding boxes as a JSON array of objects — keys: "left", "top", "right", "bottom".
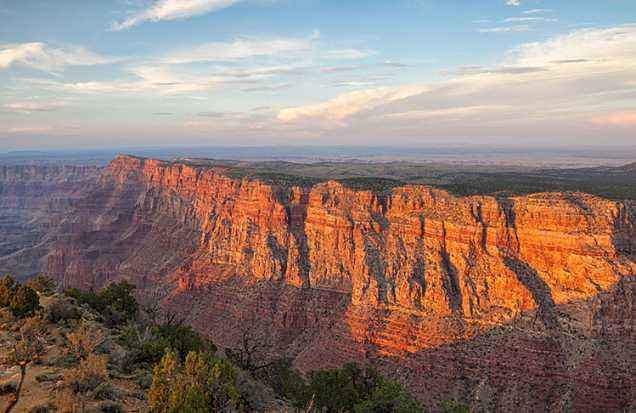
[
  {"left": 20, "top": 155, "right": 636, "bottom": 411},
  {"left": 0, "top": 165, "right": 100, "bottom": 279}
]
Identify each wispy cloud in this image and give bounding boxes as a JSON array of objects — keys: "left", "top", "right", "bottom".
[
  {"left": 382, "top": 105, "right": 511, "bottom": 121},
  {"left": 503, "top": 17, "right": 557, "bottom": 23},
  {"left": 0, "top": 42, "right": 117, "bottom": 72},
  {"left": 506, "top": 0, "right": 521, "bottom": 6},
  {"left": 24, "top": 62, "right": 304, "bottom": 96},
  {"left": 3, "top": 100, "right": 68, "bottom": 114},
  {"left": 321, "top": 49, "right": 376, "bottom": 60},
  {"left": 277, "top": 26, "right": 636, "bottom": 139},
  {"left": 523, "top": 9, "right": 552, "bottom": 15},
  {"left": 241, "top": 83, "right": 291, "bottom": 92},
  {"left": 591, "top": 111, "right": 636, "bottom": 126},
  {"left": 161, "top": 35, "right": 314, "bottom": 64},
  {"left": 110, "top": 0, "right": 243, "bottom": 31},
  {"left": 6, "top": 126, "right": 52, "bottom": 134},
  {"left": 278, "top": 85, "right": 430, "bottom": 124},
  {"left": 320, "top": 65, "right": 363, "bottom": 73},
  {"left": 478, "top": 25, "right": 531, "bottom": 33}
]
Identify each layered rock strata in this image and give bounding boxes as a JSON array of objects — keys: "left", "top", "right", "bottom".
[
  {"left": 38, "top": 155, "right": 636, "bottom": 411},
  {"left": 0, "top": 164, "right": 100, "bottom": 278}
]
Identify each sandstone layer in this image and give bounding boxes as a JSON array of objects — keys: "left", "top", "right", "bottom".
[{"left": 25, "top": 155, "right": 636, "bottom": 411}]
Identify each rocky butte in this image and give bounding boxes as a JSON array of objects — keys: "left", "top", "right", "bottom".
[{"left": 4, "top": 155, "right": 635, "bottom": 411}]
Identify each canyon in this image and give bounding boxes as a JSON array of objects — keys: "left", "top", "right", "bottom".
[
  {"left": 1, "top": 155, "right": 634, "bottom": 412},
  {"left": 0, "top": 164, "right": 100, "bottom": 279}
]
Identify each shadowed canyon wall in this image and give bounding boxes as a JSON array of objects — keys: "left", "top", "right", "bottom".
[
  {"left": 4, "top": 155, "right": 635, "bottom": 411},
  {"left": 0, "top": 165, "right": 100, "bottom": 279}
]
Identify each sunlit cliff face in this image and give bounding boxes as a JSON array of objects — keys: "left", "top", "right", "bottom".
[{"left": 1, "top": 155, "right": 635, "bottom": 411}]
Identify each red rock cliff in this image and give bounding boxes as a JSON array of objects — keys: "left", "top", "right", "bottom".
[{"left": 45, "top": 155, "right": 636, "bottom": 412}]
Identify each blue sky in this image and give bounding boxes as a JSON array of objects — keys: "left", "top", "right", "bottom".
[{"left": 0, "top": 0, "right": 635, "bottom": 149}]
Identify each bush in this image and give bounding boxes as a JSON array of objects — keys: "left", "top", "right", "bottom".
[
  {"left": 120, "top": 322, "right": 212, "bottom": 367},
  {"left": 66, "top": 324, "right": 105, "bottom": 361},
  {"left": 26, "top": 275, "right": 56, "bottom": 294},
  {"left": 92, "top": 382, "right": 119, "bottom": 400},
  {"left": 55, "top": 387, "right": 81, "bottom": 413},
  {"left": 440, "top": 400, "right": 470, "bottom": 413},
  {"left": 148, "top": 350, "right": 243, "bottom": 413},
  {"left": 47, "top": 354, "right": 77, "bottom": 368},
  {"left": 280, "top": 363, "right": 424, "bottom": 413},
  {"left": 35, "top": 372, "right": 64, "bottom": 383},
  {"left": 0, "top": 275, "right": 16, "bottom": 307},
  {"left": 9, "top": 284, "right": 40, "bottom": 318},
  {"left": 0, "top": 275, "right": 40, "bottom": 318},
  {"left": 99, "top": 401, "right": 124, "bottom": 413},
  {"left": 28, "top": 404, "right": 53, "bottom": 413},
  {"left": 44, "top": 296, "right": 81, "bottom": 323},
  {"left": 99, "top": 281, "right": 139, "bottom": 324},
  {"left": 258, "top": 358, "right": 306, "bottom": 404},
  {"left": 66, "top": 281, "right": 138, "bottom": 326},
  {"left": 355, "top": 379, "right": 424, "bottom": 413},
  {"left": 64, "top": 353, "right": 109, "bottom": 393},
  {"left": 0, "top": 382, "right": 17, "bottom": 395}
]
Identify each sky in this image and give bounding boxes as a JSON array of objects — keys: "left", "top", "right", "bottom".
[{"left": 0, "top": 0, "right": 635, "bottom": 150}]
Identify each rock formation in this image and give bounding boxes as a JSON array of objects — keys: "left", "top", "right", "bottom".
[
  {"left": 6, "top": 155, "right": 636, "bottom": 411},
  {"left": 0, "top": 164, "right": 100, "bottom": 279}
]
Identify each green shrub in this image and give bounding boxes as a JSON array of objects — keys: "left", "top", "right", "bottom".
[
  {"left": 0, "top": 381, "right": 17, "bottom": 395},
  {"left": 26, "top": 275, "right": 56, "bottom": 294},
  {"left": 152, "top": 323, "right": 211, "bottom": 360},
  {"left": 440, "top": 400, "right": 470, "bottom": 413},
  {"left": 9, "top": 284, "right": 40, "bottom": 318},
  {"left": 355, "top": 379, "right": 424, "bottom": 413},
  {"left": 66, "top": 281, "right": 138, "bottom": 326},
  {"left": 28, "top": 404, "right": 53, "bottom": 413},
  {"left": 136, "top": 370, "right": 153, "bottom": 389},
  {"left": 0, "top": 275, "right": 16, "bottom": 307},
  {"left": 35, "top": 372, "right": 63, "bottom": 383},
  {"left": 258, "top": 358, "right": 306, "bottom": 404},
  {"left": 98, "top": 401, "right": 124, "bottom": 413},
  {"left": 99, "top": 281, "right": 138, "bottom": 324},
  {"left": 92, "top": 382, "right": 119, "bottom": 400},
  {"left": 148, "top": 350, "right": 243, "bottom": 413},
  {"left": 47, "top": 353, "right": 77, "bottom": 368},
  {"left": 0, "top": 275, "right": 38, "bottom": 319},
  {"left": 44, "top": 296, "right": 81, "bottom": 323},
  {"left": 120, "top": 322, "right": 213, "bottom": 367},
  {"left": 279, "top": 362, "right": 424, "bottom": 413}
]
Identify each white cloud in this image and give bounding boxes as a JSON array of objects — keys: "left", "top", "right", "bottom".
[
  {"left": 27, "top": 61, "right": 304, "bottom": 96},
  {"left": 278, "top": 85, "right": 430, "bottom": 123},
  {"left": 276, "top": 25, "right": 636, "bottom": 140},
  {"left": 523, "top": 9, "right": 552, "bottom": 15},
  {"left": 509, "top": 26, "right": 636, "bottom": 67},
  {"left": 381, "top": 105, "right": 511, "bottom": 121},
  {"left": 504, "top": 17, "right": 557, "bottom": 23},
  {"left": 0, "top": 42, "right": 116, "bottom": 72},
  {"left": 111, "top": 0, "right": 242, "bottom": 31},
  {"left": 478, "top": 25, "right": 531, "bottom": 33},
  {"left": 58, "top": 65, "right": 218, "bottom": 95},
  {"left": 506, "top": 0, "right": 521, "bottom": 6},
  {"left": 6, "top": 127, "right": 52, "bottom": 134},
  {"left": 4, "top": 100, "right": 67, "bottom": 114},
  {"left": 321, "top": 49, "right": 376, "bottom": 60},
  {"left": 161, "top": 35, "right": 313, "bottom": 64}
]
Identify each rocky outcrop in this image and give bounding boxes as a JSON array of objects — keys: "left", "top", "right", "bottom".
[
  {"left": 0, "top": 164, "right": 100, "bottom": 279},
  {"left": 35, "top": 155, "right": 636, "bottom": 411}
]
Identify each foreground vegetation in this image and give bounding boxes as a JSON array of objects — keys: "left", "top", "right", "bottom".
[{"left": 0, "top": 275, "right": 470, "bottom": 412}]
